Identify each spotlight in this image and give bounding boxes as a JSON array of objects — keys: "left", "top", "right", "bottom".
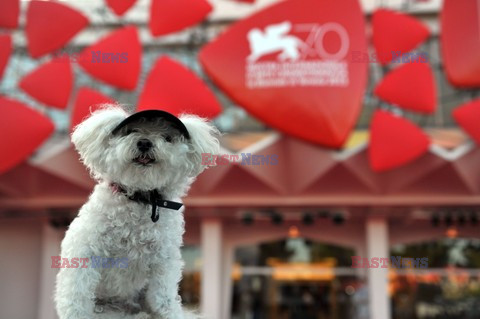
[
  {"left": 302, "top": 212, "right": 314, "bottom": 225},
  {"left": 445, "top": 214, "right": 453, "bottom": 227},
  {"left": 332, "top": 213, "right": 345, "bottom": 225},
  {"left": 431, "top": 213, "right": 440, "bottom": 227},
  {"left": 271, "top": 213, "right": 283, "bottom": 225},
  {"left": 241, "top": 212, "right": 254, "bottom": 225},
  {"left": 470, "top": 212, "right": 478, "bottom": 226}
]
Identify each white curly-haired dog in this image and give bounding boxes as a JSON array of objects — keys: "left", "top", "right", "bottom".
[{"left": 55, "top": 105, "right": 219, "bottom": 319}]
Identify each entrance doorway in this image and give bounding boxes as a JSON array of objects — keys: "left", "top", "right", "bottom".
[{"left": 230, "top": 237, "right": 365, "bottom": 319}]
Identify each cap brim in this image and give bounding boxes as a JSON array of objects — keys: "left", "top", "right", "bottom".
[{"left": 111, "top": 110, "right": 190, "bottom": 139}]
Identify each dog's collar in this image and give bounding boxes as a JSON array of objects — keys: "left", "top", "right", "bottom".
[{"left": 110, "top": 183, "right": 183, "bottom": 222}]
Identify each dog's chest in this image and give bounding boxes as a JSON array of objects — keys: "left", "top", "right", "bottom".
[
  {"left": 94, "top": 206, "right": 183, "bottom": 260},
  {"left": 98, "top": 222, "right": 161, "bottom": 259}
]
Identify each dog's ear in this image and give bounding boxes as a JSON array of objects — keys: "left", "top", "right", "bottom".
[
  {"left": 71, "top": 105, "right": 126, "bottom": 169},
  {"left": 180, "top": 115, "right": 220, "bottom": 177}
]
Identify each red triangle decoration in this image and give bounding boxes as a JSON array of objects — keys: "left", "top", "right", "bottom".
[
  {"left": 374, "top": 63, "right": 436, "bottom": 114},
  {"left": 70, "top": 87, "right": 115, "bottom": 132},
  {"left": 0, "top": 34, "right": 12, "bottom": 81},
  {"left": 0, "top": 97, "right": 55, "bottom": 174},
  {"left": 0, "top": 0, "right": 19, "bottom": 28},
  {"left": 138, "top": 56, "right": 222, "bottom": 119},
  {"left": 441, "top": 0, "right": 480, "bottom": 87},
  {"left": 105, "top": 0, "right": 137, "bottom": 16},
  {"left": 372, "top": 9, "right": 430, "bottom": 65},
  {"left": 26, "top": 0, "right": 89, "bottom": 58},
  {"left": 199, "top": 0, "right": 368, "bottom": 148},
  {"left": 19, "top": 56, "right": 74, "bottom": 109},
  {"left": 149, "top": 0, "right": 212, "bottom": 36},
  {"left": 369, "top": 110, "right": 430, "bottom": 172},
  {"left": 453, "top": 99, "right": 480, "bottom": 145},
  {"left": 78, "top": 26, "right": 141, "bottom": 90}
]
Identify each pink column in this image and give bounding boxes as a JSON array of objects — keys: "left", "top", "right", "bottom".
[
  {"left": 200, "top": 219, "right": 224, "bottom": 318},
  {"left": 38, "top": 220, "right": 63, "bottom": 319}
]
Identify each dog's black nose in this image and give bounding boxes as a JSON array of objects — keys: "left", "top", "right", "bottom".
[{"left": 137, "top": 139, "right": 153, "bottom": 152}]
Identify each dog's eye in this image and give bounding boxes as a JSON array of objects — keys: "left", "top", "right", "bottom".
[
  {"left": 165, "top": 135, "right": 172, "bottom": 143},
  {"left": 126, "top": 128, "right": 139, "bottom": 135}
]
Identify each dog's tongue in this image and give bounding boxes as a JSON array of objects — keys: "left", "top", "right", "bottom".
[{"left": 138, "top": 157, "right": 151, "bottom": 164}]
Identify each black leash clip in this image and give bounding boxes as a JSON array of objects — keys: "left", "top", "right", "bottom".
[{"left": 149, "top": 190, "right": 183, "bottom": 223}]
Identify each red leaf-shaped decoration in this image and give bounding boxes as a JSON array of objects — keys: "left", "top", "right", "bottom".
[
  {"left": 149, "top": 0, "right": 212, "bottom": 36},
  {"left": 138, "top": 57, "right": 221, "bottom": 119},
  {"left": 0, "top": 97, "right": 55, "bottom": 173},
  {"left": 453, "top": 99, "right": 480, "bottom": 144},
  {"left": 0, "top": 34, "right": 12, "bottom": 81},
  {"left": 105, "top": 0, "right": 137, "bottom": 16},
  {"left": 441, "top": 0, "right": 480, "bottom": 87},
  {"left": 199, "top": 0, "right": 368, "bottom": 148},
  {"left": 374, "top": 63, "right": 436, "bottom": 114},
  {"left": 0, "top": 0, "right": 19, "bottom": 28},
  {"left": 369, "top": 110, "right": 430, "bottom": 172},
  {"left": 78, "top": 26, "right": 141, "bottom": 90},
  {"left": 70, "top": 87, "right": 115, "bottom": 132},
  {"left": 372, "top": 9, "right": 430, "bottom": 65},
  {"left": 26, "top": 0, "right": 88, "bottom": 58},
  {"left": 19, "top": 57, "right": 73, "bottom": 109}
]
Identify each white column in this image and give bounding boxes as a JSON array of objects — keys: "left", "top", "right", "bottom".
[
  {"left": 201, "top": 219, "right": 223, "bottom": 319},
  {"left": 38, "top": 220, "right": 63, "bottom": 319},
  {"left": 366, "top": 216, "right": 391, "bottom": 319}
]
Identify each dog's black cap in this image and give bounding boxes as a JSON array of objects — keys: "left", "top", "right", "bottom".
[{"left": 111, "top": 110, "right": 190, "bottom": 139}]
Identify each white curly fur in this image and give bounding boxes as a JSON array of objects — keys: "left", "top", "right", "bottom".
[{"left": 55, "top": 105, "right": 219, "bottom": 319}]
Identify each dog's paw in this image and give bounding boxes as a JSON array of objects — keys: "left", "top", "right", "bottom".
[
  {"left": 92, "top": 312, "right": 152, "bottom": 319},
  {"left": 133, "top": 312, "right": 152, "bottom": 319},
  {"left": 150, "top": 309, "right": 202, "bottom": 319},
  {"left": 150, "top": 313, "right": 181, "bottom": 319}
]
